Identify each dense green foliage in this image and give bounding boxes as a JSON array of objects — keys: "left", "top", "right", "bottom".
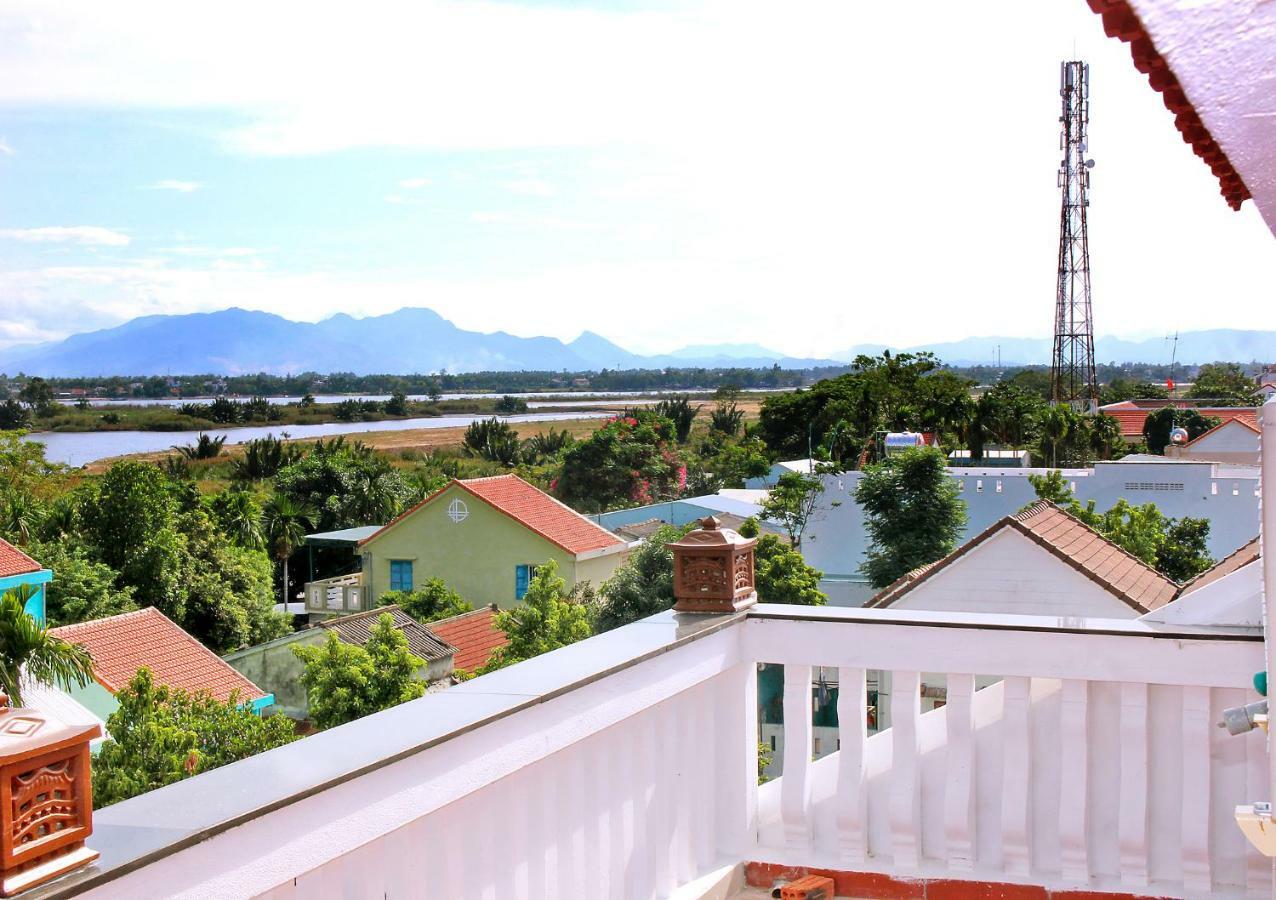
[
  {"left": 1101, "top": 377, "right": 1168, "bottom": 405},
  {"left": 595, "top": 524, "right": 688, "bottom": 632},
  {"left": 737, "top": 518, "right": 827, "bottom": 606},
  {"left": 555, "top": 410, "right": 685, "bottom": 512},
  {"left": 32, "top": 541, "right": 138, "bottom": 626},
  {"left": 856, "top": 447, "right": 967, "bottom": 588},
  {"left": 293, "top": 614, "right": 426, "bottom": 729},
  {"left": 1188, "top": 363, "right": 1255, "bottom": 404},
  {"left": 273, "top": 438, "right": 412, "bottom": 531},
  {"left": 759, "top": 470, "right": 827, "bottom": 549},
  {"left": 93, "top": 668, "right": 297, "bottom": 808},
  {"left": 480, "top": 560, "right": 592, "bottom": 671},
  {"left": 378, "top": 578, "right": 474, "bottom": 623}
]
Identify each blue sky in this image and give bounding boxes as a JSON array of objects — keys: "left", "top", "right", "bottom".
[{"left": 2, "top": 0, "right": 1274, "bottom": 358}]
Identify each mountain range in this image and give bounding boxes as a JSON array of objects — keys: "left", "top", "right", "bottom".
[{"left": 0, "top": 308, "right": 1268, "bottom": 376}]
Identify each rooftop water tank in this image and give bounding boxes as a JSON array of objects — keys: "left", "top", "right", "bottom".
[{"left": 1169, "top": 426, "right": 1190, "bottom": 445}]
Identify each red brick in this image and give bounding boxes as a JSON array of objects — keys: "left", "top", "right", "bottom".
[{"left": 927, "top": 880, "right": 1046, "bottom": 900}]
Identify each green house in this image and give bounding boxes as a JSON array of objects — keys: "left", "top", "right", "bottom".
[{"left": 340, "top": 475, "right": 629, "bottom": 613}]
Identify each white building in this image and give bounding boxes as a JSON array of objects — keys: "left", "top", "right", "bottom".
[{"left": 801, "top": 456, "right": 1260, "bottom": 605}]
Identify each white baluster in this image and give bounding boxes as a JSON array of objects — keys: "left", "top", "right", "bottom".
[
  {"left": 781, "top": 664, "right": 814, "bottom": 847},
  {"left": 944, "top": 673, "right": 976, "bottom": 873},
  {"left": 1058, "top": 679, "right": 1089, "bottom": 885},
  {"left": 835, "top": 666, "right": 868, "bottom": 863},
  {"left": 1118, "top": 681, "right": 1149, "bottom": 888},
  {"left": 714, "top": 662, "right": 757, "bottom": 862},
  {"left": 1179, "top": 685, "right": 1212, "bottom": 893},
  {"left": 1000, "top": 676, "right": 1031, "bottom": 878},
  {"left": 889, "top": 670, "right": 922, "bottom": 870}
]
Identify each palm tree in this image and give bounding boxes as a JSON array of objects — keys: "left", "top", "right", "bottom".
[
  {"left": 215, "top": 490, "right": 265, "bottom": 550},
  {"left": 0, "top": 585, "right": 94, "bottom": 706},
  {"left": 262, "top": 496, "right": 315, "bottom": 606}
]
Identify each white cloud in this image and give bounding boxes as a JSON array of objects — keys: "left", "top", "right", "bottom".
[
  {"left": 0, "top": 137, "right": 13, "bottom": 156},
  {"left": 147, "top": 179, "right": 201, "bottom": 192},
  {"left": 398, "top": 177, "right": 430, "bottom": 189},
  {"left": 505, "top": 178, "right": 555, "bottom": 197},
  {"left": 0, "top": 226, "right": 130, "bottom": 246}
]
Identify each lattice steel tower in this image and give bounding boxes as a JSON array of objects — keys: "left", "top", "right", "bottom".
[{"left": 1051, "top": 60, "right": 1097, "bottom": 410}]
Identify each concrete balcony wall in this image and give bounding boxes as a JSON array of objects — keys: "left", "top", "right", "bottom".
[{"left": 37, "top": 606, "right": 1269, "bottom": 899}]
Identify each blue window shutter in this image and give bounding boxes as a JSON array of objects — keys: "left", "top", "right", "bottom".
[
  {"left": 390, "top": 560, "right": 413, "bottom": 592},
  {"left": 515, "top": 565, "right": 529, "bottom": 600}
]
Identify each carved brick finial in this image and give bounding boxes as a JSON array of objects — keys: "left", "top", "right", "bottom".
[
  {"left": 667, "top": 516, "right": 757, "bottom": 613},
  {"left": 0, "top": 703, "right": 100, "bottom": 896}
]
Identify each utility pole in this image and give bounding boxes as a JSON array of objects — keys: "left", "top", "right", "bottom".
[{"left": 1050, "top": 60, "right": 1098, "bottom": 411}]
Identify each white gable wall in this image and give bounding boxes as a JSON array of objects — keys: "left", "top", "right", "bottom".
[
  {"left": 1173, "top": 420, "right": 1259, "bottom": 465},
  {"left": 886, "top": 527, "right": 1140, "bottom": 618}
]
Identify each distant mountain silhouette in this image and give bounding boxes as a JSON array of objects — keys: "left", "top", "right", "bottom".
[
  {"left": 836, "top": 329, "right": 1276, "bottom": 367},
  {"left": 0, "top": 308, "right": 1268, "bottom": 376}
]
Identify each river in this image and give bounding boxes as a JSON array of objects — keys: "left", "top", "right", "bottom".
[
  {"left": 26, "top": 411, "right": 611, "bottom": 468},
  {"left": 57, "top": 391, "right": 673, "bottom": 408}
]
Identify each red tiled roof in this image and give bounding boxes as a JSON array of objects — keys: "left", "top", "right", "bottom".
[
  {"left": 1100, "top": 404, "right": 1259, "bottom": 439},
  {"left": 362, "top": 474, "right": 624, "bottom": 556},
  {"left": 426, "top": 605, "right": 508, "bottom": 672},
  {"left": 0, "top": 538, "right": 41, "bottom": 579},
  {"left": 1175, "top": 538, "right": 1260, "bottom": 598},
  {"left": 869, "top": 501, "right": 1178, "bottom": 614},
  {"left": 1087, "top": 0, "right": 1250, "bottom": 210},
  {"left": 50, "top": 608, "right": 268, "bottom": 704}
]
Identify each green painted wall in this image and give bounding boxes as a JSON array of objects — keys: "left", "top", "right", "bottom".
[
  {"left": 224, "top": 630, "right": 324, "bottom": 720},
  {"left": 361, "top": 484, "right": 625, "bottom": 609},
  {"left": 65, "top": 680, "right": 119, "bottom": 723}
]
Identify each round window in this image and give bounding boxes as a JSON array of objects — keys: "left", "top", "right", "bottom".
[{"left": 447, "top": 499, "right": 469, "bottom": 523}]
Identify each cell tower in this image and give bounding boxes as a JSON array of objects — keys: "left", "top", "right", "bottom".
[{"left": 1050, "top": 60, "right": 1098, "bottom": 410}]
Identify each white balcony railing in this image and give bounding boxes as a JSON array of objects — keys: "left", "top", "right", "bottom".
[
  {"left": 43, "top": 606, "right": 1269, "bottom": 899},
  {"left": 303, "top": 572, "right": 367, "bottom": 615}
]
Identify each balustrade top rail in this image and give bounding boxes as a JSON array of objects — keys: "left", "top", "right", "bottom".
[{"left": 27, "top": 603, "right": 1265, "bottom": 898}]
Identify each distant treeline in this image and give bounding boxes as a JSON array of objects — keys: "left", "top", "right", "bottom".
[{"left": 8, "top": 360, "right": 1205, "bottom": 399}]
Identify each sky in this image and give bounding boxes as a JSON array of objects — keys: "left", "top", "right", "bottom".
[{"left": 1, "top": 0, "right": 1273, "bottom": 358}]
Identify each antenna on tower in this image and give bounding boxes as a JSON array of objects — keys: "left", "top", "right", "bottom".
[
  {"left": 1166, "top": 330, "right": 1179, "bottom": 397},
  {"left": 1050, "top": 60, "right": 1098, "bottom": 412}
]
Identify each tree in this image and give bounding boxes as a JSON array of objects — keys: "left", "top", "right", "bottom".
[
  {"left": 92, "top": 668, "right": 297, "bottom": 808},
  {"left": 709, "top": 388, "right": 745, "bottom": 436},
  {"left": 293, "top": 614, "right": 425, "bottom": 729},
  {"left": 1188, "top": 363, "right": 1254, "bottom": 404},
  {"left": 522, "top": 428, "right": 574, "bottom": 463},
  {"left": 385, "top": 391, "right": 410, "bottom": 416},
  {"left": 463, "top": 417, "right": 522, "bottom": 466},
  {"left": 29, "top": 541, "right": 137, "bottom": 627},
  {"left": 1026, "top": 470, "right": 1073, "bottom": 506},
  {"left": 595, "top": 525, "right": 688, "bottom": 632},
  {"left": 737, "top": 519, "right": 826, "bottom": 606},
  {"left": 378, "top": 578, "right": 473, "bottom": 623},
  {"left": 18, "top": 378, "right": 55, "bottom": 417},
  {"left": 274, "top": 440, "right": 409, "bottom": 531},
  {"left": 555, "top": 410, "right": 683, "bottom": 512},
  {"left": 232, "top": 435, "right": 302, "bottom": 481},
  {"left": 759, "top": 470, "right": 827, "bottom": 550},
  {"left": 210, "top": 489, "right": 264, "bottom": 550},
  {"left": 1156, "top": 517, "right": 1214, "bottom": 582},
  {"left": 174, "top": 433, "right": 226, "bottom": 460},
  {"left": 653, "top": 395, "right": 702, "bottom": 443},
  {"left": 480, "top": 560, "right": 591, "bottom": 670},
  {"left": 0, "top": 399, "right": 30, "bottom": 431},
  {"left": 494, "top": 395, "right": 528, "bottom": 415},
  {"left": 0, "top": 585, "right": 95, "bottom": 705},
  {"left": 1101, "top": 377, "right": 1168, "bottom": 405},
  {"left": 262, "top": 495, "right": 314, "bottom": 607},
  {"left": 1142, "top": 408, "right": 1220, "bottom": 454},
  {"left": 856, "top": 447, "right": 967, "bottom": 588}
]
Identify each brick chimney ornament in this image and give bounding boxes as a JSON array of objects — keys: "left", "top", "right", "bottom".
[
  {"left": 668, "top": 516, "right": 758, "bottom": 613},
  {"left": 0, "top": 697, "right": 101, "bottom": 896}
]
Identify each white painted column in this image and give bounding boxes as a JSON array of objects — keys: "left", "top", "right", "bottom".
[
  {"left": 889, "top": 669, "right": 922, "bottom": 870},
  {"left": 1118, "top": 681, "right": 1150, "bottom": 889},
  {"left": 1058, "top": 679, "right": 1089, "bottom": 885},
  {"left": 1180, "top": 685, "right": 1212, "bottom": 893},
  {"left": 1261, "top": 398, "right": 1276, "bottom": 827},
  {"left": 714, "top": 663, "right": 758, "bottom": 861},
  {"left": 780, "top": 664, "right": 814, "bottom": 847},
  {"left": 1000, "top": 676, "right": 1032, "bottom": 878},
  {"left": 835, "top": 666, "right": 868, "bottom": 864},
  {"left": 944, "top": 673, "right": 976, "bottom": 873}
]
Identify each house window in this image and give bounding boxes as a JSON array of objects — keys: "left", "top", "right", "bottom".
[
  {"left": 995, "top": 480, "right": 1003, "bottom": 493},
  {"left": 515, "top": 564, "right": 536, "bottom": 600},
  {"left": 389, "top": 560, "right": 414, "bottom": 592},
  {"left": 976, "top": 479, "right": 983, "bottom": 493}
]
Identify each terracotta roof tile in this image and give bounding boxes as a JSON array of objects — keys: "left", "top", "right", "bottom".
[
  {"left": 361, "top": 474, "right": 624, "bottom": 556},
  {"left": 50, "top": 608, "right": 268, "bottom": 704},
  {"left": 426, "top": 605, "right": 508, "bottom": 672},
  {"left": 1087, "top": 0, "right": 1250, "bottom": 210},
  {"left": 318, "top": 606, "right": 456, "bottom": 663},
  {"left": 1099, "top": 404, "right": 1258, "bottom": 439},
  {"left": 0, "top": 539, "right": 41, "bottom": 579}
]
